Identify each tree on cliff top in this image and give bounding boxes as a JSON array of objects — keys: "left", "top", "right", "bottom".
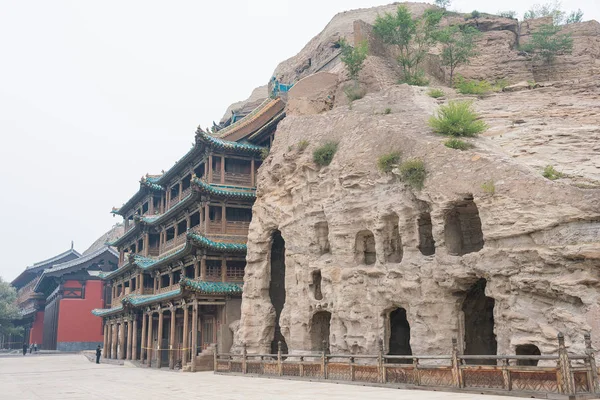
[
  {"left": 521, "top": 24, "right": 573, "bottom": 66},
  {"left": 0, "top": 277, "right": 22, "bottom": 337},
  {"left": 339, "top": 38, "right": 369, "bottom": 82},
  {"left": 436, "top": 25, "right": 481, "bottom": 85},
  {"left": 523, "top": 2, "right": 584, "bottom": 25},
  {"left": 373, "top": 6, "right": 443, "bottom": 85}
]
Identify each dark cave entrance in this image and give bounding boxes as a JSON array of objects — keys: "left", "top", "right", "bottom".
[
  {"left": 462, "top": 279, "right": 497, "bottom": 364},
  {"left": 269, "top": 230, "right": 288, "bottom": 354}
]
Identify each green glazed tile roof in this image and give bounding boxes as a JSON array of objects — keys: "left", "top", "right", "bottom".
[
  {"left": 195, "top": 129, "right": 265, "bottom": 154},
  {"left": 188, "top": 232, "right": 247, "bottom": 253},
  {"left": 123, "top": 289, "right": 182, "bottom": 306},
  {"left": 112, "top": 177, "right": 165, "bottom": 216},
  {"left": 180, "top": 277, "right": 242, "bottom": 294},
  {"left": 92, "top": 305, "right": 124, "bottom": 317},
  {"left": 192, "top": 178, "right": 256, "bottom": 200}
]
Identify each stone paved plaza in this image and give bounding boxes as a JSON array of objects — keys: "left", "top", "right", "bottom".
[{"left": 0, "top": 354, "right": 532, "bottom": 400}]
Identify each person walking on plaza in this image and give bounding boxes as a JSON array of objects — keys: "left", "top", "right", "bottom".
[
  {"left": 29, "top": 344, "right": 33, "bottom": 354},
  {"left": 33, "top": 342, "right": 38, "bottom": 352},
  {"left": 95, "top": 345, "right": 102, "bottom": 364},
  {"left": 22, "top": 343, "right": 27, "bottom": 356}
]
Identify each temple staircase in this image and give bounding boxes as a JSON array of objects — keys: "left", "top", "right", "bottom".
[{"left": 181, "top": 344, "right": 216, "bottom": 372}]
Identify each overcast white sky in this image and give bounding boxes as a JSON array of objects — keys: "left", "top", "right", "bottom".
[{"left": 0, "top": 0, "right": 597, "bottom": 282}]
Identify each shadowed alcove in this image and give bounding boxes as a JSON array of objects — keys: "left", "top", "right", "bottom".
[
  {"left": 310, "top": 311, "right": 331, "bottom": 353},
  {"left": 383, "top": 214, "right": 402, "bottom": 263},
  {"left": 387, "top": 307, "right": 412, "bottom": 364},
  {"left": 445, "top": 197, "right": 484, "bottom": 256},
  {"left": 355, "top": 230, "right": 376, "bottom": 265},
  {"left": 462, "top": 279, "right": 497, "bottom": 364},
  {"left": 516, "top": 344, "right": 541, "bottom": 366},
  {"left": 269, "top": 230, "right": 288, "bottom": 354}
]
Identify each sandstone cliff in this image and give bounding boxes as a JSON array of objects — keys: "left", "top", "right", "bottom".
[{"left": 232, "top": 3, "right": 600, "bottom": 358}]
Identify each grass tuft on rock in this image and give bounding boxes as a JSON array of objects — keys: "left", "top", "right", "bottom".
[
  {"left": 481, "top": 180, "right": 495, "bottom": 195},
  {"left": 429, "top": 101, "right": 488, "bottom": 137},
  {"left": 377, "top": 151, "right": 401, "bottom": 173},
  {"left": 313, "top": 141, "right": 339, "bottom": 167},
  {"left": 428, "top": 88, "right": 445, "bottom": 98},
  {"left": 542, "top": 165, "right": 563, "bottom": 180},
  {"left": 399, "top": 159, "right": 426, "bottom": 190},
  {"left": 297, "top": 140, "right": 309, "bottom": 152},
  {"left": 344, "top": 84, "right": 366, "bottom": 102},
  {"left": 444, "top": 138, "right": 474, "bottom": 150}
]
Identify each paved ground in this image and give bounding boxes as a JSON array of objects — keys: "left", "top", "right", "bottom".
[{"left": 0, "top": 354, "right": 531, "bottom": 400}]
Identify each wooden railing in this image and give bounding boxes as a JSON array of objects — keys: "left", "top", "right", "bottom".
[
  {"left": 204, "top": 220, "right": 250, "bottom": 236},
  {"left": 215, "top": 335, "right": 600, "bottom": 399},
  {"left": 223, "top": 172, "right": 252, "bottom": 187},
  {"left": 161, "top": 234, "right": 186, "bottom": 253}
]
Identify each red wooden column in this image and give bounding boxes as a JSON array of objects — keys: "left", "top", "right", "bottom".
[
  {"left": 132, "top": 317, "right": 138, "bottom": 360},
  {"left": 220, "top": 156, "right": 225, "bottom": 184},
  {"left": 147, "top": 313, "right": 154, "bottom": 367},
  {"left": 118, "top": 322, "right": 125, "bottom": 360},
  {"left": 182, "top": 305, "right": 189, "bottom": 366},
  {"left": 200, "top": 256, "right": 206, "bottom": 281},
  {"left": 140, "top": 313, "right": 147, "bottom": 363},
  {"left": 102, "top": 323, "right": 109, "bottom": 358},
  {"left": 156, "top": 311, "right": 164, "bottom": 368},
  {"left": 221, "top": 202, "right": 226, "bottom": 234},
  {"left": 204, "top": 203, "right": 209, "bottom": 233},
  {"left": 208, "top": 154, "right": 213, "bottom": 182},
  {"left": 126, "top": 319, "right": 133, "bottom": 360},
  {"left": 169, "top": 306, "right": 176, "bottom": 369},
  {"left": 221, "top": 258, "right": 227, "bottom": 283},
  {"left": 191, "top": 300, "right": 198, "bottom": 372},
  {"left": 111, "top": 323, "right": 118, "bottom": 359},
  {"left": 251, "top": 159, "right": 255, "bottom": 186}
]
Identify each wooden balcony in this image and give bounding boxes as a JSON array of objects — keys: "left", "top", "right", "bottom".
[
  {"left": 189, "top": 221, "right": 249, "bottom": 237},
  {"left": 161, "top": 234, "right": 187, "bottom": 254},
  {"left": 210, "top": 172, "right": 252, "bottom": 187},
  {"left": 224, "top": 172, "right": 252, "bottom": 186}
]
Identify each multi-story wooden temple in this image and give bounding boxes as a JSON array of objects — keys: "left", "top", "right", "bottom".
[
  {"left": 9, "top": 246, "right": 118, "bottom": 350},
  {"left": 92, "top": 98, "right": 284, "bottom": 370}
]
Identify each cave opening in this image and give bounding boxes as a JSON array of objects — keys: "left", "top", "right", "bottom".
[
  {"left": 315, "top": 221, "right": 330, "bottom": 255},
  {"left": 516, "top": 344, "right": 541, "bottom": 366},
  {"left": 388, "top": 307, "right": 412, "bottom": 364},
  {"left": 418, "top": 212, "right": 435, "bottom": 256},
  {"left": 311, "top": 270, "right": 323, "bottom": 301},
  {"left": 445, "top": 198, "right": 484, "bottom": 256},
  {"left": 269, "top": 230, "right": 288, "bottom": 354},
  {"left": 310, "top": 311, "right": 331, "bottom": 353},
  {"left": 384, "top": 214, "right": 402, "bottom": 263},
  {"left": 355, "top": 230, "right": 376, "bottom": 265},
  {"left": 462, "top": 278, "right": 497, "bottom": 365}
]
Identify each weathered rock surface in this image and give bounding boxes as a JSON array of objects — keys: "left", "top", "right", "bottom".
[
  {"left": 231, "top": 3, "right": 600, "bottom": 359},
  {"left": 83, "top": 224, "right": 124, "bottom": 255}
]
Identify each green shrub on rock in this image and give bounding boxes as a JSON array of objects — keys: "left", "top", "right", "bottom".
[
  {"left": 429, "top": 101, "right": 488, "bottom": 137},
  {"left": 313, "top": 142, "right": 339, "bottom": 167},
  {"left": 399, "top": 159, "right": 427, "bottom": 190},
  {"left": 543, "top": 165, "right": 563, "bottom": 180},
  {"left": 428, "top": 88, "right": 445, "bottom": 98},
  {"left": 444, "top": 138, "right": 474, "bottom": 150},
  {"left": 377, "top": 152, "right": 401, "bottom": 173}
]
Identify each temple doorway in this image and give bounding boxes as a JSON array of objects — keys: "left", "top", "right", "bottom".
[
  {"left": 388, "top": 307, "right": 412, "bottom": 363},
  {"left": 310, "top": 311, "right": 331, "bottom": 353},
  {"left": 462, "top": 279, "right": 497, "bottom": 364},
  {"left": 269, "top": 230, "right": 288, "bottom": 354}
]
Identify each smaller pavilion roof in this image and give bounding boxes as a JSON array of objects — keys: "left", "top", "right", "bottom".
[{"left": 91, "top": 278, "right": 242, "bottom": 317}]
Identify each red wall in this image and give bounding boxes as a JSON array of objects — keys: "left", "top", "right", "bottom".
[
  {"left": 29, "top": 311, "right": 44, "bottom": 345},
  {"left": 56, "top": 280, "right": 105, "bottom": 343}
]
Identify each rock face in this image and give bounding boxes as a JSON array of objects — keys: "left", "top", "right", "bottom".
[
  {"left": 83, "top": 224, "right": 124, "bottom": 255},
  {"left": 232, "top": 4, "right": 600, "bottom": 358}
]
